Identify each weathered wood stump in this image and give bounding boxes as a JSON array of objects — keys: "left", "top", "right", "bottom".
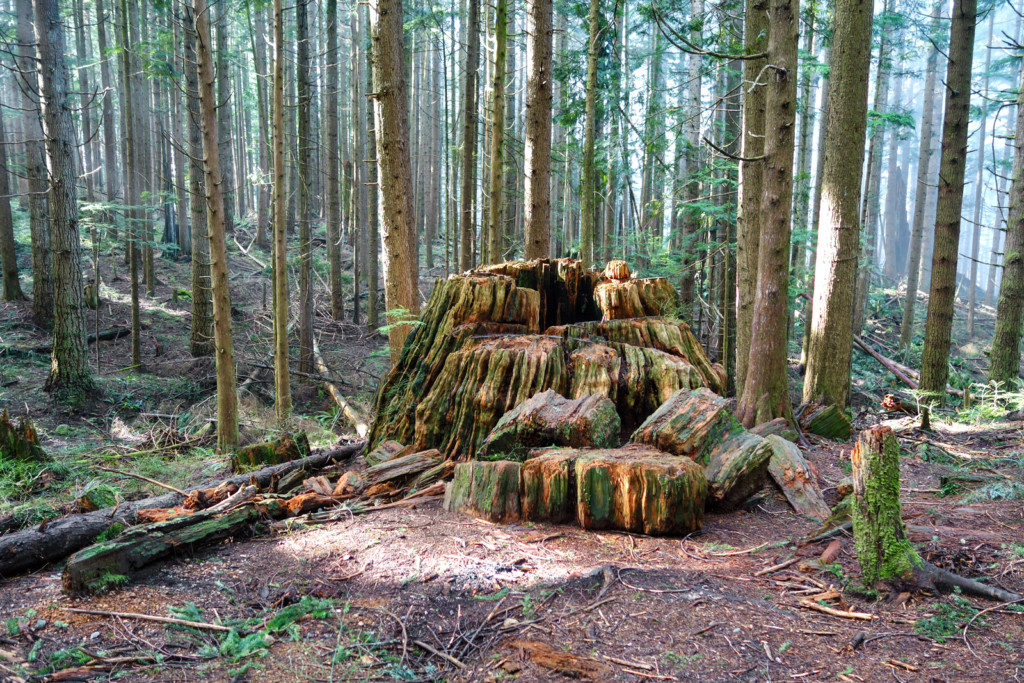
[
  {"left": 368, "top": 259, "right": 722, "bottom": 460},
  {"left": 630, "top": 388, "right": 739, "bottom": 464},
  {"left": 232, "top": 432, "right": 310, "bottom": 472},
  {"left": 443, "top": 460, "right": 523, "bottom": 523},
  {"left": 851, "top": 426, "right": 920, "bottom": 585},
  {"left": 478, "top": 390, "right": 621, "bottom": 460},
  {"left": 575, "top": 445, "right": 707, "bottom": 535},
  {"left": 704, "top": 432, "right": 773, "bottom": 512},
  {"left": 593, "top": 277, "right": 678, "bottom": 320},
  {"left": 520, "top": 450, "right": 578, "bottom": 523},
  {"left": 797, "top": 403, "right": 853, "bottom": 440},
  {"left": 365, "top": 440, "right": 405, "bottom": 467},
  {"left": 0, "top": 410, "right": 48, "bottom": 461},
  {"left": 766, "top": 435, "right": 831, "bottom": 520}
]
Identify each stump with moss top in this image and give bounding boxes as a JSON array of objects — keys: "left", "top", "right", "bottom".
[
  {"left": 232, "top": 432, "right": 310, "bottom": 472},
  {"left": 0, "top": 410, "right": 48, "bottom": 461}
]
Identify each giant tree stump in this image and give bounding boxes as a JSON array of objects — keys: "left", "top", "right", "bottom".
[{"left": 368, "top": 259, "right": 723, "bottom": 459}]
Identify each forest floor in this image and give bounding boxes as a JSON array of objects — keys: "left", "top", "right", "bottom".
[{"left": 2, "top": 234, "right": 1024, "bottom": 681}]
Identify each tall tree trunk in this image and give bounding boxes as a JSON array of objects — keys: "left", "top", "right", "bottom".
[
  {"left": 735, "top": 0, "right": 768, "bottom": 395},
  {"left": 880, "top": 76, "right": 905, "bottom": 282},
  {"left": 15, "top": 0, "right": 52, "bottom": 326},
  {"left": 131, "top": 0, "right": 154, "bottom": 298},
  {"left": 215, "top": 0, "right": 235, "bottom": 234},
  {"left": 802, "top": 0, "right": 873, "bottom": 410},
  {"left": 459, "top": 0, "right": 481, "bottom": 271},
  {"left": 171, "top": 0, "right": 190, "bottom": 258},
  {"left": 366, "top": 9, "right": 381, "bottom": 331},
  {"left": 370, "top": 0, "right": 419, "bottom": 361},
  {"left": 789, "top": 7, "right": 815, "bottom": 336},
  {"left": 425, "top": 46, "right": 440, "bottom": 268},
  {"left": 184, "top": 2, "right": 213, "bottom": 357},
  {"left": 0, "top": 105, "right": 24, "bottom": 301},
  {"left": 680, "top": 2, "right": 703, "bottom": 314},
  {"left": 35, "top": 0, "right": 95, "bottom": 397},
  {"left": 898, "top": 4, "right": 942, "bottom": 351},
  {"left": 988, "top": 46, "right": 1024, "bottom": 384},
  {"left": 194, "top": 0, "right": 239, "bottom": 450},
  {"left": 296, "top": 0, "right": 314, "bottom": 373},
  {"left": 250, "top": 5, "right": 270, "bottom": 249},
  {"left": 272, "top": 0, "right": 291, "bottom": 420},
  {"left": 350, "top": 8, "right": 363, "bottom": 324},
  {"left": 735, "top": 0, "right": 798, "bottom": 427},
  {"left": 966, "top": 13, "right": 993, "bottom": 338},
  {"left": 486, "top": 0, "right": 508, "bottom": 264},
  {"left": 325, "top": 0, "right": 343, "bottom": 319},
  {"left": 117, "top": 0, "right": 142, "bottom": 366},
  {"left": 919, "top": 0, "right": 978, "bottom": 402},
  {"left": 578, "top": 0, "right": 600, "bottom": 268},
  {"left": 523, "top": 0, "right": 553, "bottom": 259}
]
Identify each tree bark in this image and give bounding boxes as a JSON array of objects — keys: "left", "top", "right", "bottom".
[
  {"left": 735, "top": 0, "right": 798, "bottom": 427},
  {"left": 0, "top": 106, "right": 24, "bottom": 301},
  {"left": 523, "top": 0, "right": 553, "bottom": 259},
  {"left": 95, "top": 0, "right": 121, "bottom": 238},
  {"left": 325, "top": 0, "right": 343, "bottom": 320},
  {"left": 578, "top": 0, "right": 601, "bottom": 269},
  {"left": 458, "top": 0, "right": 481, "bottom": 271},
  {"left": 272, "top": 0, "right": 291, "bottom": 420},
  {"left": 966, "top": 13, "right": 993, "bottom": 338},
  {"left": 369, "top": 0, "right": 420, "bottom": 360},
  {"left": 296, "top": 0, "right": 314, "bottom": 374},
  {"left": 194, "top": 0, "right": 239, "bottom": 451},
  {"left": 486, "top": 0, "right": 508, "bottom": 265},
  {"left": 919, "top": 0, "right": 978, "bottom": 402},
  {"left": 802, "top": 0, "right": 872, "bottom": 410},
  {"left": 680, "top": 3, "right": 703, "bottom": 314},
  {"left": 214, "top": 0, "right": 235, "bottom": 234}
]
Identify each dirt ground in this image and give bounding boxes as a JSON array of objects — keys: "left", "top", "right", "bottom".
[{"left": 3, "top": 244, "right": 1024, "bottom": 681}]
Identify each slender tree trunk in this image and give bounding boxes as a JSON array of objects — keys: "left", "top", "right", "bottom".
[
  {"left": 989, "top": 47, "right": 1024, "bottom": 384},
  {"left": 117, "top": 0, "right": 142, "bottom": 366},
  {"left": 486, "top": 0, "right": 508, "bottom": 264},
  {"left": 369, "top": 0, "right": 419, "bottom": 360},
  {"left": 523, "top": 0, "right": 553, "bottom": 259},
  {"left": 880, "top": 76, "right": 905, "bottom": 282},
  {"left": 680, "top": 2, "right": 703, "bottom": 313},
  {"left": 194, "top": 0, "right": 238, "bottom": 450},
  {"left": 35, "top": 0, "right": 94, "bottom": 397},
  {"left": 325, "top": 0, "right": 343, "bottom": 319},
  {"left": 96, "top": 0, "right": 120, "bottom": 243},
  {"left": 789, "top": 7, "right": 815, "bottom": 337},
  {"left": 350, "top": 8, "right": 363, "bottom": 325},
  {"left": 366, "top": 8, "right": 381, "bottom": 331},
  {"left": 735, "top": 0, "right": 798, "bottom": 427},
  {"left": 272, "top": 0, "right": 291, "bottom": 420},
  {"left": 15, "top": 0, "right": 52, "bottom": 326},
  {"left": 0, "top": 105, "right": 24, "bottom": 301},
  {"left": 296, "top": 0, "right": 314, "bottom": 373},
  {"left": 966, "top": 14, "right": 994, "bottom": 338},
  {"left": 735, "top": 0, "right": 768, "bottom": 395},
  {"left": 578, "top": 0, "right": 601, "bottom": 268},
  {"left": 425, "top": 47, "right": 440, "bottom": 268},
  {"left": 251, "top": 5, "right": 270, "bottom": 249},
  {"left": 898, "top": 4, "right": 942, "bottom": 351},
  {"left": 919, "top": 0, "right": 978, "bottom": 402},
  {"left": 458, "top": 0, "right": 480, "bottom": 271},
  {"left": 802, "top": 0, "right": 873, "bottom": 410},
  {"left": 214, "top": 0, "right": 235, "bottom": 234},
  {"left": 171, "top": 0, "right": 190, "bottom": 258}
]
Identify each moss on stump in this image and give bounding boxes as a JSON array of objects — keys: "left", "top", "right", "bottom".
[
  {"left": 232, "top": 432, "right": 310, "bottom": 473},
  {"left": 443, "top": 460, "right": 522, "bottom": 523},
  {"left": 797, "top": 403, "right": 853, "bottom": 440},
  {"left": 520, "top": 449, "right": 578, "bottom": 523},
  {"left": 0, "top": 410, "right": 48, "bottom": 462},
  {"left": 630, "top": 388, "right": 739, "bottom": 464},
  {"left": 704, "top": 432, "right": 773, "bottom": 512}
]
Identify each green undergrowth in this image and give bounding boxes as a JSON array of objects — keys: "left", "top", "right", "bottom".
[{"left": 914, "top": 594, "right": 980, "bottom": 642}]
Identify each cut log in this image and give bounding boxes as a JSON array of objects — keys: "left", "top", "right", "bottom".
[
  {"left": 604, "top": 260, "right": 631, "bottom": 280},
  {"left": 363, "top": 449, "right": 441, "bottom": 487},
  {"left": 766, "top": 435, "right": 831, "bottom": 520},
  {"left": 0, "top": 410, "right": 48, "bottom": 461},
  {"left": 630, "top": 388, "right": 739, "bottom": 464},
  {"left": 704, "top": 432, "right": 772, "bottom": 512},
  {"left": 443, "top": 460, "right": 522, "bottom": 523},
  {"left": 478, "top": 390, "right": 621, "bottom": 460},
  {"left": 593, "top": 277, "right": 677, "bottom": 320},
  {"left": 0, "top": 442, "right": 363, "bottom": 579},
  {"left": 231, "top": 432, "right": 311, "bottom": 473},
  {"left": 365, "top": 440, "right": 406, "bottom": 467},
  {"left": 575, "top": 445, "right": 707, "bottom": 535},
  {"left": 520, "top": 449, "right": 578, "bottom": 523},
  {"left": 63, "top": 505, "right": 259, "bottom": 594},
  {"left": 796, "top": 403, "right": 852, "bottom": 440},
  {"left": 368, "top": 259, "right": 723, "bottom": 459}
]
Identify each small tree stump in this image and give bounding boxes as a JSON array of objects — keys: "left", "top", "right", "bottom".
[
  {"left": 630, "top": 388, "right": 739, "bottom": 464},
  {"left": 575, "top": 445, "right": 707, "bottom": 535},
  {"left": 478, "top": 390, "right": 621, "bottom": 460},
  {"left": 797, "top": 403, "right": 853, "bottom": 440},
  {"left": 232, "top": 432, "right": 310, "bottom": 472},
  {"left": 704, "top": 432, "right": 773, "bottom": 512},
  {"left": 765, "top": 435, "right": 831, "bottom": 520},
  {"left": 443, "top": 461, "right": 522, "bottom": 523},
  {"left": 520, "top": 450, "right": 578, "bottom": 523},
  {"left": 0, "top": 410, "right": 48, "bottom": 461},
  {"left": 851, "top": 426, "right": 921, "bottom": 585}
]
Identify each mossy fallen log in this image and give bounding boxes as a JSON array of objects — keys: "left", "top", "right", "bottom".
[
  {"left": 368, "top": 259, "right": 723, "bottom": 459},
  {"left": 575, "top": 445, "right": 707, "bottom": 535},
  {"left": 62, "top": 505, "right": 259, "bottom": 594},
  {"left": 231, "top": 432, "right": 310, "bottom": 472},
  {"left": 704, "top": 432, "right": 772, "bottom": 512},
  {"left": 478, "top": 390, "right": 621, "bottom": 461},
  {"left": 765, "top": 435, "right": 831, "bottom": 520},
  {"left": 443, "top": 460, "right": 522, "bottom": 523},
  {"left": 520, "top": 450, "right": 578, "bottom": 523},
  {"left": 796, "top": 403, "right": 852, "bottom": 440},
  {"left": 629, "top": 388, "right": 739, "bottom": 464}
]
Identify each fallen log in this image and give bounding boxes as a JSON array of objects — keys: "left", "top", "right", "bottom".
[
  {"left": 231, "top": 432, "right": 310, "bottom": 472},
  {"left": 766, "top": 435, "right": 831, "bottom": 520},
  {"left": 0, "top": 441, "right": 363, "bottom": 579},
  {"left": 312, "top": 334, "right": 369, "bottom": 438},
  {"left": 704, "top": 432, "right": 772, "bottom": 512},
  {"left": 853, "top": 335, "right": 963, "bottom": 398},
  {"left": 27, "top": 326, "right": 131, "bottom": 354}
]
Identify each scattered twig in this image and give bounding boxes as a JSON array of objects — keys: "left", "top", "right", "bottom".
[
  {"left": 413, "top": 639, "right": 465, "bottom": 668},
  {"left": 64, "top": 608, "right": 231, "bottom": 632},
  {"left": 796, "top": 600, "right": 877, "bottom": 621},
  {"left": 94, "top": 466, "right": 187, "bottom": 496},
  {"left": 754, "top": 557, "right": 799, "bottom": 577}
]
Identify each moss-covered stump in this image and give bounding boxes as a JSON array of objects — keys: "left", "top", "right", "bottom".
[
  {"left": 520, "top": 450, "right": 578, "bottom": 523},
  {"left": 0, "top": 410, "right": 48, "bottom": 461},
  {"left": 232, "top": 432, "right": 310, "bottom": 472},
  {"left": 444, "top": 460, "right": 523, "bottom": 523},
  {"left": 766, "top": 435, "right": 831, "bottom": 520},
  {"left": 62, "top": 505, "right": 258, "bottom": 593},
  {"left": 478, "top": 390, "right": 621, "bottom": 461},
  {"left": 629, "top": 388, "right": 739, "bottom": 464},
  {"left": 368, "top": 259, "right": 724, "bottom": 459},
  {"left": 704, "top": 432, "right": 772, "bottom": 512},
  {"left": 797, "top": 403, "right": 853, "bottom": 440},
  {"left": 575, "top": 445, "right": 707, "bottom": 535},
  {"left": 851, "top": 426, "right": 921, "bottom": 585},
  {"left": 593, "top": 277, "right": 677, "bottom": 320}
]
